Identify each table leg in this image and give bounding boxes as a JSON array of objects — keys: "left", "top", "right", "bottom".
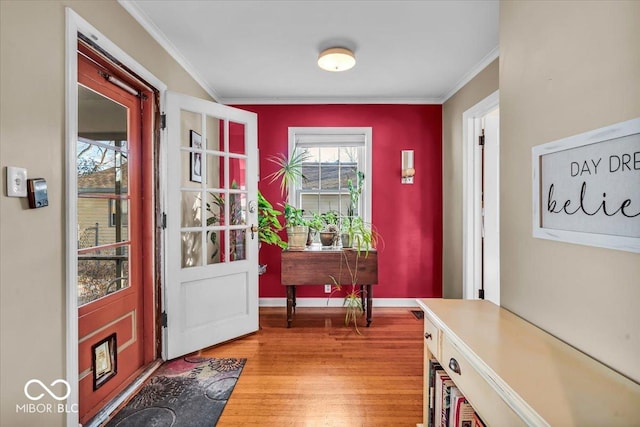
[
  {"left": 366, "top": 285, "right": 373, "bottom": 327},
  {"left": 292, "top": 285, "right": 297, "bottom": 312},
  {"left": 286, "top": 285, "right": 293, "bottom": 328},
  {"left": 360, "top": 285, "right": 366, "bottom": 315}
]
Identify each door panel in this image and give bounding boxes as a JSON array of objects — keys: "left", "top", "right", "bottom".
[
  {"left": 76, "top": 45, "right": 156, "bottom": 423},
  {"left": 165, "top": 92, "right": 258, "bottom": 359}
]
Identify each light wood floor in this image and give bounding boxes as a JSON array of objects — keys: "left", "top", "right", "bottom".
[{"left": 198, "top": 306, "right": 424, "bottom": 427}]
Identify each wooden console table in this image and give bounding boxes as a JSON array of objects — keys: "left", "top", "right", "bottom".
[{"left": 281, "top": 249, "right": 378, "bottom": 328}]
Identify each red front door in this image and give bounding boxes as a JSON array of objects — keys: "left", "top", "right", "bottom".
[{"left": 76, "top": 44, "right": 155, "bottom": 423}]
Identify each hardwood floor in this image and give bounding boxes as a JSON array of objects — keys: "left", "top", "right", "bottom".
[{"left": 198, "top": 306, "right": 424, "bottom": 427}]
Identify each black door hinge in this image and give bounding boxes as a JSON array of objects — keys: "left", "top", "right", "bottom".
[
  {"left": 160, "top": 212, "right": 167, "bottom": 229},
  {"left": 478, "top": 289, "right": 485, "bottom": 299},
  {"left": 161, "top": 311, "right": 167, "bottom": 328},
  {"left": 160, "top": 113, "right": 166, "bottom": 130},
  {"left": 478, "top": 129, "right": 485, "bottom": 146}
]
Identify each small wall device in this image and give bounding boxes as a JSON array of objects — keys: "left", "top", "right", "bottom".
[
  {"left": 27, "top": 178, "right": 48, "bottom": 208},
  {"left": 6, "top": 166, "right": 27, "bottom": 197}
]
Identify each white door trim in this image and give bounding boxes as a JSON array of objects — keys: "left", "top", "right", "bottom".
[
  {"left": 462, "top": 90, "right": 499, "bottom": 301},
  {"left": 65, "top": 9, "right": 167, "bottom": 426}
]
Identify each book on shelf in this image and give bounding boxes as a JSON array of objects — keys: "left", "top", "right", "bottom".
[
  {"left": 472, "top": 411, "right": 486, "bottom": 427},
  {"left": 449, "top": 387, "right": 475, "bottom": 427},
  {"left": 434, "top": 368, "right": 455, "bottom": 427},
  {"left": 428, "top": 358, "right": 442, "bottom": 427}
]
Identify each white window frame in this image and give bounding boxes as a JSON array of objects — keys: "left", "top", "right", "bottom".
[{"left": 288, "top": 127, "right": 372, "bottom": 223}]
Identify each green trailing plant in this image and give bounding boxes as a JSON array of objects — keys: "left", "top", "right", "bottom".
[
  {"left": 328, "top": 249, "right": 364, "bottom": 334},
  {"left": 257, "top": 190, "right": 286, "bottom": 249}
]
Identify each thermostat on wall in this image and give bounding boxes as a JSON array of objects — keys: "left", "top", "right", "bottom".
[{"left": 27, "top": 178, "right": 48, "bottom": 209}]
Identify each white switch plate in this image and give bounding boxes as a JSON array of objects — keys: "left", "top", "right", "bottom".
[
  {"left": 324, "top": 284, "right": 332, "bottom": 293},
  {"left": 6, "top": 166, "right": 27, "bottom": 197}
]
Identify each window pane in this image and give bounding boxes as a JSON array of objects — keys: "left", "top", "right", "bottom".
[
  {"left": 229, "top": 121, "right": 246, "bottom": 155},
  {"left": 206, "top": 230, "right": 224, "bottom": 264},
  {"left": 301, "top": 193, "right": 320, "bottom": 214},
  {"left": 78, "top": 198, "right": 129, "bottom": 247},
  {"left": 181, "top": 191, "right": 202, "bottom": 228},
  {"left": 230, "top": 230, "right": 246, "bottom": 261},
  {"left": 182, "top": 150, "right": 202, "bottom": 188},
  {"left": 182, "top": 231, "right": 202, "bottom": 268},
  {"left": 229, "top": 192, "right": 247, "bottom": 226},
  {"left": 78, "top": 143, "right": 128, "bottom": 195},
  {"left": 320, "top": 162, "right": 340, "bottom": 190},
  {"left": 229, "top": 157, "right": 247, "bottom": 190},
  {"left": 206, "top": 154, "right": 224, "bottom": 189},
  {"left": 317, "top": 194, "right": 343, "bottom": 214},
  {"left": 78, "top": 246, "right": 129, "bottom": 306},
  {"left": 205, "top": 114, "right": 223, "bottom": 152},
  {"left": 301, "top": 163, "right": 319, "bottom": 190},
  {"left": 205, "top": 192, "right": 225, "bottom": 226},
  {"left": 181, "top": 110, "right": 202, "bottom": 147}
]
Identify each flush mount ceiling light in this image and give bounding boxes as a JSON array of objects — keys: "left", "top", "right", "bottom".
[{"left": 317, "top": 47, "right": 356, "bottom": 72}]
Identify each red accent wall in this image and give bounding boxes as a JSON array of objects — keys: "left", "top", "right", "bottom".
[{"left": 235, "top": 104, "right": 442, "bottom": 299}]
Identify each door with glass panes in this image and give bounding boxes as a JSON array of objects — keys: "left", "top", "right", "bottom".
[
  {"left": 76, "top": 47, "right": 154, "bottom": 424},
  {"left": 164, "top": 92, "right": 258, "bottom": 359}
]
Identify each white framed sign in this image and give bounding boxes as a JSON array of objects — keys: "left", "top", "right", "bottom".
[{"left": 532, "top": 117, "right": 640, "bottom": 253}]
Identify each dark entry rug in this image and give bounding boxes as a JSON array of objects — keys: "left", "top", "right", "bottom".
[{"left": 106, "top": 357, "right": 246, "bottom": 427}]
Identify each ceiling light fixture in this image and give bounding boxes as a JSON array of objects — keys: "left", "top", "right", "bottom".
[{"left": 317, "top": 47, "right": 356, "bottom": 72}]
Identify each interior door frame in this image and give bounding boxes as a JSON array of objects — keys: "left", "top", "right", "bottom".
[
  {"left": 65, "top": 9, "right": 167, "bottom": 427},
  {"left": 462, "top": 90, "right": 499, "bottom": 302}
]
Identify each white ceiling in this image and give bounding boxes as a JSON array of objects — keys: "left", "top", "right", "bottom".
[{"left": 120, "top": 0, "right": 499, "bottom": 104}]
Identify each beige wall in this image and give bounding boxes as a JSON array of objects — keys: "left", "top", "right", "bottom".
[
  {"left": 0, "top": 1, "right": 210, "bottom": 425},
  {"left": 500, "top": 1, "right": 640, "bottom": 383},
  {"left": 442, "top": 59, "right": 499, "bottom": 298}
]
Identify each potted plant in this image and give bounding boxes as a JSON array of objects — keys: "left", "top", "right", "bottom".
[
  {"left": 266, "top": 148, "right": 311, "bottom": 249},
  {"left": 327, "top": 249, "right": 365, "bottom": 334},
  {"left": 318, "top": 210, "right": 339, "bottom": 247},
  {"left": 341, "top": 171, "right": 365, "bottom": 248},
  {"left": 283, "top": 203, "right": 308, "bottom": 250},
  {"left": 257, "top": 190, "right": 286, "bottom": 249},
  {"left": 306, "top": 212, "right": 324, "bottom": 246}
]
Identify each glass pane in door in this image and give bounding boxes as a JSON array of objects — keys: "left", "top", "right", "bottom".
[
  {"left": 181, "top": 191, "right": 202, "bottom": 228},
  {"left": 229, "top": 121, "right": 245, "bottom": 155},
  {"left": 77, "top": 85, "right": 131, "bottom": 305}
]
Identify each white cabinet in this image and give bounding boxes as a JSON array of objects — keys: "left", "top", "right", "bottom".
[{"left": 417, "top": 299, "right": 640, "bottom": 427}]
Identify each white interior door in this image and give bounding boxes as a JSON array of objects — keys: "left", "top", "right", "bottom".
[
  {"left": 482, "top": 109, "right": 500, "bottom": 306},
  {"left": 164, "top": 91, "right": 258, "bottom": 359}
]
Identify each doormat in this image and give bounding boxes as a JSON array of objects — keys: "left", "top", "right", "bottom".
[
  {"left": 410, "top": 310, "right": 424, "bottom": 320},
  {"left": 105, "top": 356, "right": 246, "bottom": 427}
]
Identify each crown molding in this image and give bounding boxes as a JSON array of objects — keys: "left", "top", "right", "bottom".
[
  {"left": 117, "top": 0, "right": 221, "bottom": 103},
  {"left": 440, "top": 46, "right": 499, "bottom": 104},
  {"left": 224, "top": 96, "right": 443, "bottom": 105}
]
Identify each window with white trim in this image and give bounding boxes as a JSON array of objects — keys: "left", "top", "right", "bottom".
[{"left": 288, "top": 127, "right": 372, "bottom": 223}]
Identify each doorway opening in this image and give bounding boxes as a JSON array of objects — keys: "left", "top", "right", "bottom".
[
  {"left": 462, "top": 91, "right": 500, "bottom": 305},
  {"left": 66, "top": 9, "right": 168, "bottom": 427}
]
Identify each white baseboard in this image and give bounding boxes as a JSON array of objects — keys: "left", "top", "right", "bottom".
[{"left": 259, "top": 298, "right": 420, "bottom": 308}]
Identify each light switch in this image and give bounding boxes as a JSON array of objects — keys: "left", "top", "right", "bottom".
[{"left": 6, "top": 166, "right": 27, "bottom": 197}]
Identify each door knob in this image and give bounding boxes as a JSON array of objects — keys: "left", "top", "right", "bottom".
[{"left": 250, "top": 224, "right": 258, "bottom": 239}]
